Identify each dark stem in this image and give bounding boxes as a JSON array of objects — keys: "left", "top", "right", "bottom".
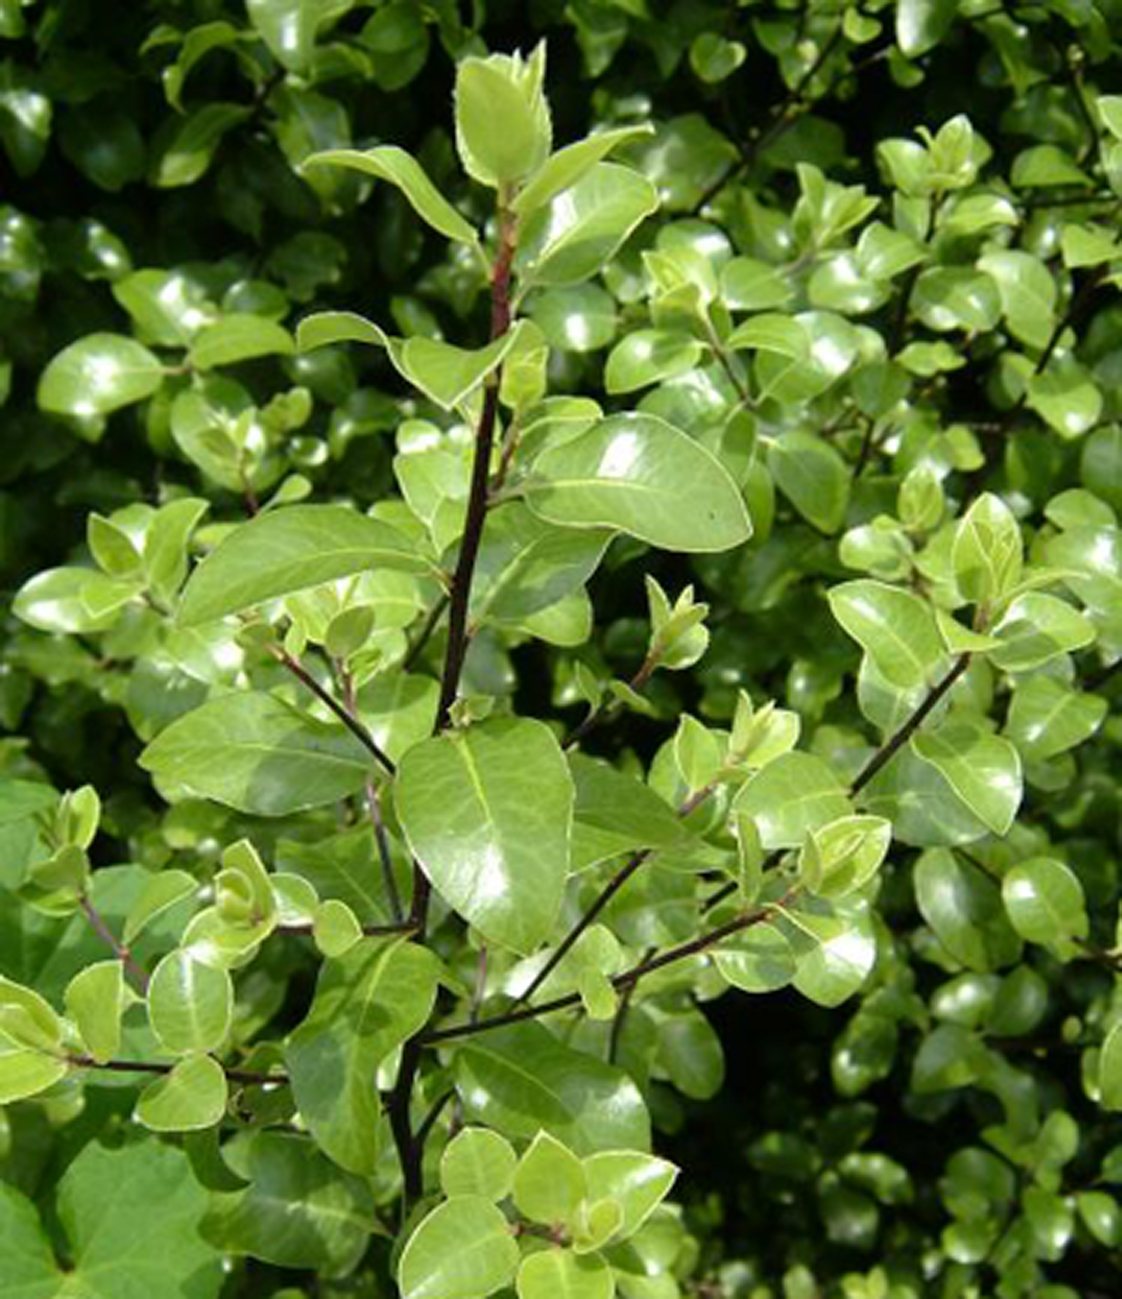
[
  {"left": 277, "top": 921, "right": 415, "bottom": 938},
  {"left": 68, "top": 1054, "right": 287, "bottom": 1086},
  {"left": 403, "top": 593, "right": 450, "bottom": 671},
  {"left": 389, "top": 204, "right": 518, "bottom": 1207},
  {"left": 423, "top": 896, "right": 790, "bottom": 1046},
  {"left": 79, "top": 894, "right": 149, "bottom": 993},
  {"left": 563, "top": 650, "right": 660, "bottom": 751},
  {"left": 850, "top": 653, "right": 972, "bottom": 793},
  {"left": 273, "top": 649, "right": 396, "bottom": 776}
]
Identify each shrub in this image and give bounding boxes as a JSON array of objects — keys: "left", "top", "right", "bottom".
[{"left": 0, "top": 3, "right": 1120, "bottom": 1298}]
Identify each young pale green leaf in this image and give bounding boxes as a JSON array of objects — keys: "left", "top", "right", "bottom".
[
  {"left": 1005, "top": 677, "right": 1107, "bottom": 762},
  {"left": 454, "top": 1022, "right": 650, "bottom": 1154},
  {"left": 525, "top": 412, "right": 751, "bottom": 553},
  {"left": 828, "top": 580, "right": 945, "bottom": 688},
  {"left": 1002, "top": 857, "right": 1088, "bottom": 947},
  {"left": 719, "top": 257, "right": 794, "bottom": 311},
  {"left": 64, "top": 961, "right": 125, "bottom": 1064},
  {"left": 734, "top": 753, "right": 851, "bottom": 850},
  {"left": 0, "top": 979, "right": 68, "bottom": 1104},
  {"left": 517, "top": 1249, "right": 614, "bottom": 1299},
  {"left": 295, "top": 309, "right": 389, "bottom": 352},
  {"left": 582, "top": 1150, "right": 677, "bottom": 1242},
  {"left": 513, "top": 124, "right": 653, "bottom": 216},
  {"left": 179, "top": 504, "right": 430, "bottom": 626},
  {"left": 440, "top": 1127, "right": 518, "bottom": 1201},
  {"left": 397, "top": 718, "right": 572, "bottom": 954},
  {"left": 140, "top": 692, "right": 372, "bottom": 816},
  {"left": 147, "top": 949, "right": 232, "bottom": 1055},
  {"left": 989, "top": 593, "right": 1096, "bottom": 671},
  {"left": 398, "top": 1196, "right": 520, "bottom": 1299},
  {"left": 517, "top": 162, "right": 659, "bottom": 286},
  {"left": 38, "top": 333, "right": 165, "bottom": 418},
  {"left": 123, "top": 869, "right": 198, "bottom": 944},
  {"left": 311, "top": 898, "right": 362, "bottom": 958},
  {"left": 303, "top": 146, "right": 479, "bottom": 245},
  {"left": 396, "top": 327, "right": 529, "bottom": 410},
  {"left": 951, "top": 493, "right": 1024, "bottom": 610},
  {"left": 285, "top": 937, "right": 440, "bottom": 1174},
  {"left": 911, "top": 723, "right": 1022, "bottom": 835},
  {"left": 455, "top": 44, "right": 551, "bottom": 188},
  {"left": 799, "top": 815, "right": 892, "bottom": 899},
  {"left": 513, "top": 1131, "right": 587, "bottom": 1225},
  {"left": 135, "top": 1053, "right": 228, "bottom": 1132}
]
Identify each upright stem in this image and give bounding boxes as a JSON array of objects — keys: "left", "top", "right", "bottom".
[
  {"left": 79, "top": 894, "right": 149, "bottom": 994},
  {"left": 389, "top": 205, "right": 518, "bottom": 1205}
]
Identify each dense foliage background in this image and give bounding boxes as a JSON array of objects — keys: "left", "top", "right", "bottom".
[{"left": 1, "top": 1, "right": 1121, "bottom": 1297}]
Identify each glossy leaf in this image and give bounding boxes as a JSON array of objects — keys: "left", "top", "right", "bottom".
[
  {"left": 147, "top": 949, "right": 232, "bottom": 1054},
  {"left": 38, "top": 334, "right": 164, "bottom": 418},
  {"left": 526, "top": 412, "right": 751, "bottom": 553},
  {"left": 829, "top": 580, "right": 945, "bottom": 688},
  {"left": 440, "top": 1127, "right": 517, "bottom": 1201},
  {"left": 286, "top": 937, "right": 440, "bottom": 1174},
  {"left": 135, "top": 1053, "right": 228, "bottom": 1132},
  {"left": 734, "top": 753, "right": 851, "bottom": 850},
  {"left": 64, "top": 960, "right": 125, "bottom": 1063},
  {"left": 911, "top": 723, "right": 1022, "bottom": 835},
  {"left": 396, "top": 717, "right": 574, "bottom": 954},
  {"left": 517, "top": 1250, "right": 614, "bottom": 1299},
  {"left": 179, "top": 504, "right": 430, "bottom": 625},
  {"left": 1002, "top": 857, "right": 1088, "bottom": 947},
  {"left": 398, "top": 1196, "right": 520, "bottom": 1299}
]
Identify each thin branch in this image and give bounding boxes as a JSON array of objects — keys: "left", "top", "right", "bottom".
[
  {"left": 423, "top": 897, "right": 790, "bottom": 1046},
  {"left": 850, "top": 653, "right": 972, "bottom": 793},
  {"left": 390, "top": 203, "right": 518, "bottom": 1206},
  {"left": 516, "top": 781, "right": 716, "bottom": 1005},
  {"left": 273, "top": 648, "right": 396, "bottom": 776},
  {"left": 67, "top": 1054, "right": 288, "bottom": 1086},
  {"left": 277, "top": 921, "right": 415, "bottom": 938},
  {"left": 403, "top": 594, "right": 450, "bottom": 672},
  {"left": 339, "top": 663, "right": 404, "bottom": 922},
  {"left": 563, "top": 650, "right": 659, "bottom": 750},
  {"left": 79, "top": 894, "right": 149, "bottom": 993}
]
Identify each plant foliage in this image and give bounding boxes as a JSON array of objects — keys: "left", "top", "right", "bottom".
[{"left": 0, "top": 2, "right": 1121, "bottom": 1298}]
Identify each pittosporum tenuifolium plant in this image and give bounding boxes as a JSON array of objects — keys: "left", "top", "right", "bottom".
[{"left": 1, "top": 4, "right": 1122, "bottom": 1298}]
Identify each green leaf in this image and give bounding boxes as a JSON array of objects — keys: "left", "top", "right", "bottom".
[
  {"left": 1002, "top": 857, "right": 1088, "bottom": 947},
  {"left": 440, "top": 1127, "right": 517, "bottom": 1201},
  {"left": 604, "top": 329, "right": 704, "bottom": 394},
  {"left": 517, "top": 1250, "right": 614, "bottom": 1299},
  {"left": 569, "top": 755, "right": 688, "bottom": 872},
  {"left": 896, "top": 1, "right": 955, "bottom": 62},
  {"left": 304, "top": 146, "right": 479, "bottom": 245},
  {"left": 147, "top": 949, "right": 232, "bottom": 1054},
  {"left": 396, "top": 718, "right": 573, "bottom": 954},
  {"left": 64, "top": 960, "right": 124, "bottom": 1064},
  {"left": 135, "top": 1053, "right": 228, "bottom": 1132},
  {"left": 203, "top": 1130, "right": 376, "bottom": 1274},
  {"left": 1027, "top": 361, "right": 1103, "bottom": 440},
  {"left": 455, "top": 45, "right": 552, "bottom": 188},
  {"left": 526, "top": 412, "right": 751, "bottom": 553},
  {"left": 140, "top": 692, "right": 371, "bottom": 816},
  {"left": 1005, "top": 677, "right": 1107, "bottom": 762},
  {"left": 914, "top": 849, "right": 1022, "bottom": 972},
  {"left": 582, "top": 1150, "right": 677, "bottom": 1241},
  {"left": 951, "top": 493, "right": 1024, "bottom": 608},
  {"left": 0, "top": 975, "right": 68, "bottom": 1102},
  {"left": 454, "top": 1022, "right": 650, "bottom": 1153},
  {"left": 715, "top": 922, "right": 797, "bottom": 993},
  {"left": 0, "top": 1140, "right": 223, "bottom": 1299},
  {"left": 989, "top": 593, "right": 1096, "bottom": 671},
  {"left": 1101, "top": 1023, "right": 1122, "bottom": 1110},
  {"left": 399, "top": 1195, "right": 520, "bottom": 1299},
  {"left": 513, "top": 125, "right": 653, "bottom": 216},
  {"left": 150, "top": 102, "right": 251, "bottom": 188},
  {"left": 977, "top": 250, "right": 1057, "bottom": 352},
  {"left": 179, "top": 503, "right": 430, "bottom": 626},
  {"left": 768, "top": 431, "right": 851, "bottom": 532},
  {"left": 911, "top": 722, "right": 1022, "bottom": 835},
  {"left": 518, "top": 162, "right": 659, "bottom": 286},
  {"left": 719, "top": 257, "right": 794, "bottom": 311},
  {"left": 112, "top": 270, "right": 218, "bottom": 347},
  {"left": 799, "top": 815, "right": 892, "bottom": 899},
  {"left": 188, "top": 315, "right": 295, "bottom": 370},
  {"left": 789, "top": 901, "right": 878, "bottom": 1007},
  {"left": 829, "top": 580, "right": 945, "bottom": 688},
  {"left": 528, "top": 285, "right": 618, "bottom": 353},
  {"left": 38, "top": 334, "right": 164, "bottom": 418},
  {"left": 286, "top": 937, "right": 440, "bottom": 1174},
  {"left": 514, "top": 1131, "right": 587, "bottom": 1224},
  {"left": 123, "top": 869, "right": 199, "bottom": 944},
  {"left": 734, "top": 753, "right": 851, "bottom": 850},
  {"left": 311, "top": 898, "right": 362, "bottom": 957}
]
